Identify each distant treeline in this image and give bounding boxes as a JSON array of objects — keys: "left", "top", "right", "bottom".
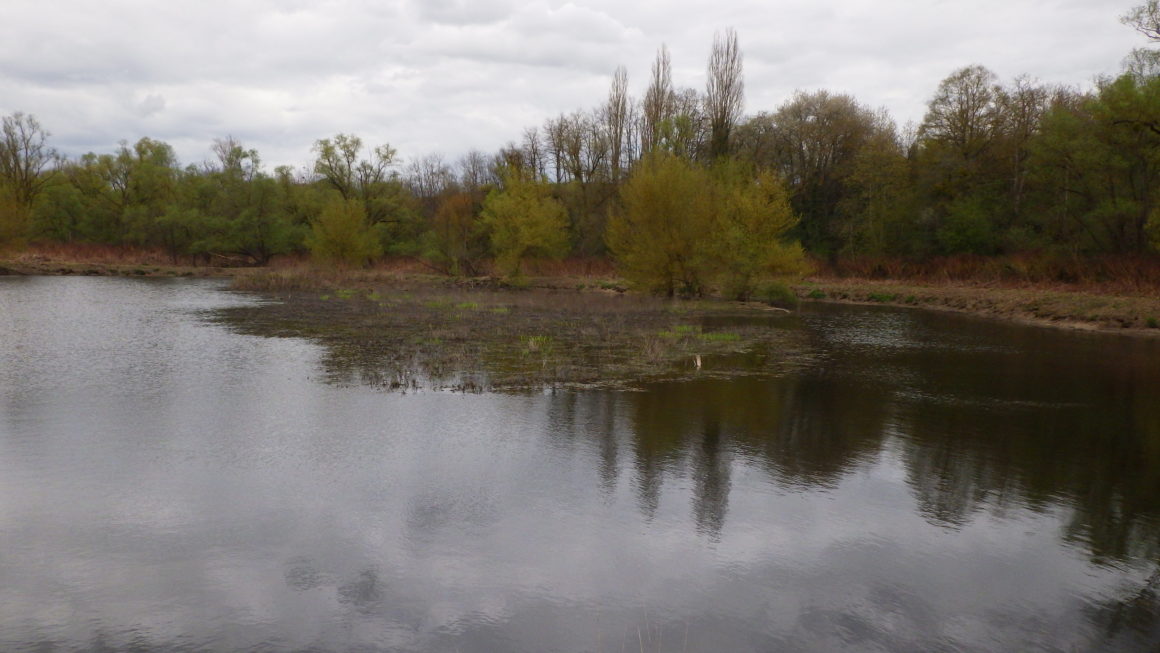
[{"left": 2, "top": 5, "right": 1159, "bottom": 295}]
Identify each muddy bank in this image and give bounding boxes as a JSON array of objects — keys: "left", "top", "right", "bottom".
[{"left": 797, "top": 278, "right": 1160, "bottom": 335}]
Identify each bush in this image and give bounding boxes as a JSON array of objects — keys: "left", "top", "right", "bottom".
[
  {"left": 305, "top": 198, "right": 382, "bottom": 267},
  {"left": 761, "top": 281, "right": 800, "bottom": 309}
]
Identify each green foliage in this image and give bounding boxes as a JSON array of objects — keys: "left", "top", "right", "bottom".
[
  {"left": 709, "top": 161, "right": 807, "bottom": 299},
  {"left": 305, "top": 198, "right": 382, "bottom": 267},
  {"left": 761, "top": 281, "right": 800, "bottom": 308},
  {"left": 0, "top": 186, "right": 30, "bottom": 251},
  {"left": 609, "top": 153, "right": 805, "bottom": 298},
  {"left": 936, "top": 196, "right": 997, "bottom": 255},
  {"left": 1030, "top": 74, "right": 1160, "bottom": 253},
  {"left": 426, "top": 191, "right": 487, "bottom": 275},
  {"left": 607, "top": 152, "right": 715, "bottom": 296},
  {"left": 480, "top": 169, "right": 570, "bottom": 278}
]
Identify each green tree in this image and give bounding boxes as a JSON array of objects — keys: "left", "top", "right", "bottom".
[
  {"left": 312, "top": 134, "right": 419, "bottom": 245},
  {"left": 914, "top": 65, "right": 1006, "bottom": 254},
  {"left": 0, "top": 186, "right": 30, "bottom": 251},
  {"left": 709, "top": 161, "right": 805, "bottom": 300},
  {"left": 305, "top": 197, "right": 382, "bottom": 267},
  {"left": 607, "top": 152, "right": 715, "bottom": 296},
  {"left": 1030, "top": 74, "right": 1160, "bottom": 253},
  {"left": 427, "top": 190, "right": 487, "bottom": 275},
  {"left": 839, "top": 125, "right": 921, "bottom": 256},
  {"left": 750, "top": 91, "right": 882, "bottom": 256},
  {"left": 480, "top": 168, "right": 569, "bottom": 278}
]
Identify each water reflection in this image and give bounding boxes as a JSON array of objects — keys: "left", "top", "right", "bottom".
[{"left": 3, "top": 278, "right": 1160, "bottom": 651}]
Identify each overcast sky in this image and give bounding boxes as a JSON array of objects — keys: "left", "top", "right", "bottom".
[{"left": 0, "top": 0, "right": 1141, "bottom": 172}]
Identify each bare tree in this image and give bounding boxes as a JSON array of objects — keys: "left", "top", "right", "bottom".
[
  {"left": 521, "top": 126, "right": 546, "bottom": 179},
  {"left": 1122, "top": 2, "right": 1160, "bottom": 77},
  {"left": 705, "top": 28, "right": 744, "bottom": 159},
  {"left": 0, "top": 112, "right": 58, "bottom": 206},
  {"left": 405, "top": 153, "right": 454, "bottom": 200},
  {"left": 1124, "top": 1, "right": 1160, "bottom": 41},
  {"left": 603, "top": 66, "right": 630, "bottom": 180},
  {"left": 918, "top": 65, "right": 1000, "bottom": 160},
  {"left": 457, "top": 150, "right": 492, "bottom": 192},
  {"left": 211, "top": 135, "right": 260, "bottom": 181},
  {"left": 641, "top": 45, "right": 674, "bottom": 156}
]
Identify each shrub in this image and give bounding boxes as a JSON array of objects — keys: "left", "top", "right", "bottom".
[{"left": 305, "top": 198, "right": 382, "bottom": 267}]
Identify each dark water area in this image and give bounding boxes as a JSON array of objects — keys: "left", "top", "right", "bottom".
[{"left": 2, "top": 276, "right": 1159, "bottom": 652}]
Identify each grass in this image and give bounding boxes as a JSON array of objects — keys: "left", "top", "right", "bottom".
[{"left": 700, "top": 332, "right": 741, "bottom": 342}]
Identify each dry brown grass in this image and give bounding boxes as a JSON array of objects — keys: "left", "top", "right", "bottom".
[
  {"left": 797, "top": 277, "right": 1160, "bottom": 333},
  {"left": 821, "top": 253, "right": 1160, "bottom": 295}
]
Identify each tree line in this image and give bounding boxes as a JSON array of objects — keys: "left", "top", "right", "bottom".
[{"left": 2, "top": 5, "right": 1159, "bottom": 296}]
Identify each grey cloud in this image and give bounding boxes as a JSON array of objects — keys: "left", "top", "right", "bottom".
[{"left": 0, "top": 0, "right": 1136, "bottom": 170}]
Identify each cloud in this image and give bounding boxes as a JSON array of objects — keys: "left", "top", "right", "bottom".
[{"left": 0, "top": 0, "right": 1136, "bottom": 170}]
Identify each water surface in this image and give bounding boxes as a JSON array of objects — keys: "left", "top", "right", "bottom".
[{"left": 1, "top": 276, "right": 1158, "bottom": 651}]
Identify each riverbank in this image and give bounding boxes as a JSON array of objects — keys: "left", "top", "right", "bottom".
[{"left": 796, "top": 278, "right": 1160, "bottom": 334}]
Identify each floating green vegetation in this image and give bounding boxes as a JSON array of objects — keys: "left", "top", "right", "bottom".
[
  {"left": 214, "top": 286, "right": 810, "bottom": 392},
  {"left": 700, "top": 332, "right": 740, "bottom": 342},
  {"left": 659, "top": 324, "right": 699, "bottom": 338}
]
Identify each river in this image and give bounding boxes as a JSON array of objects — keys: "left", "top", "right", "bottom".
[{"left": 1, "top": 276, "right": 1158, "bottom": 652}]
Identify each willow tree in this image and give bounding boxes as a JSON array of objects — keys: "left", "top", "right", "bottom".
[
  {"left": 607, "top": 152, "right": 715, "bottom": 296},
  {"left": 709, "top": 161, "right": 805, "bottom": 300},
  {"left": 480, "top": 167, "right": 569, "bottom": 278},
  {"left": 305, "top": 197, "right": 381, "bottom": 267}
]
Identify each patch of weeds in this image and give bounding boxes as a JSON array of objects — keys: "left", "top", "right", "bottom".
[
  {"left": 659, "top": 324, "right": 699, "bottom": 338},
  {"left": 423, "top": 299, "right": 453, "bottom": 310},
  {"left": 904, "top": 295, "right": 918, "bottom": 305},
  {"left": 320, "top": 294, "right": 332, "bottom": 301},
  {"left": 807, "top": 289, "right": 827, "bottom": 300},
  {"left": 1147, "top": 316, "right": 1158, "bottom": 329},
  {"left": 700, "top": 331, "right": 740, "bottom": 342},
  {"left": 489, "top": 306, "right": 511, "bottom": 315},
  {"left": 522, "top": 334, "right": 554, "bottom": 353},
  {"left": 867, "top": 292, "right": 898, "bottom": 303},
  {"left": 335, "top": 289, "right": 358, "bottom": 300},
  {"left": 456, "top": 302, "right": 480, "bottom": 310},
  {"left": 367, "top": 291, "right": 383, "bottom": 302}
]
